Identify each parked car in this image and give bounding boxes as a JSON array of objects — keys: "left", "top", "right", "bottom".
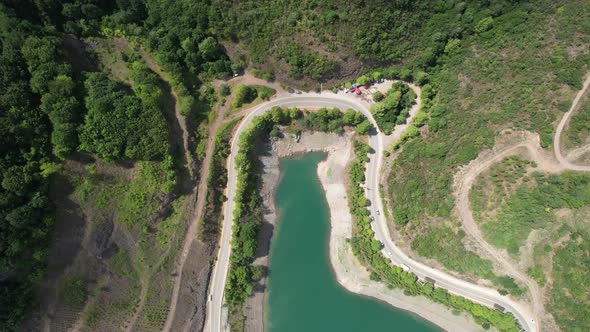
[{"left": 376, "top": 209, "right": 380, "bottom": 215}]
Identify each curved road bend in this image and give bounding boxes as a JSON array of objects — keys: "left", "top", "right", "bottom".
[{"left": 203, "top": 94, "right": 536, "bottom": 332}]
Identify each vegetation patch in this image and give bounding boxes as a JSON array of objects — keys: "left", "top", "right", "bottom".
[
  {"left": 549, "top": 230, "right": 590, "bottom": 331},
  {"left": 59, "top": 275, "right": 87, "bottom": 307},
  {"left": 565, "top": 100, "right": 590, "bottom": 147},
  {"left": 480, "top": 171, "right": 590, "bottom": 254},
  {"left": 412, "top": 226, "right": 524, "bottom": 296},
  {"left": 371, "top": 81, "right": 416, "bottom": 134},
  {"left": 227, "top": 85, "right": 276, "bottom": 116},
  {"left": 80, "top": 70, "right": 169, "bottom": 162},
  {"left": 200, "top": 118, "right": 241, "bottom": 240}
]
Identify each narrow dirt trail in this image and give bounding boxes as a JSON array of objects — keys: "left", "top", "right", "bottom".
[
  {"left": 453, "top": 132, "right": 563, "bottom": 329},
  {"left": 554, "top": 74, "right": 590, "bottom": 170},
  {"left": 452, "top": 73, "right": 590, "bottom": 331},
  {"left": 124, "top": 284, "right": 148, "bottom": 332}
]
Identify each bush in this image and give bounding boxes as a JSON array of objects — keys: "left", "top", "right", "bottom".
[
  {"left": 179, "top": 95, "right": 195, "bottom": 116},
  {"left": 219, "top": 83, "right": 231, "bottom": 96},
  {"left": 232, "top": 85, "right": 257, "bottom": 108}
]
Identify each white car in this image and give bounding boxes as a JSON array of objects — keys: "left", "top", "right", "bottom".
[{"left": 376, "top": 209, "right": 380, "bottom": 215}]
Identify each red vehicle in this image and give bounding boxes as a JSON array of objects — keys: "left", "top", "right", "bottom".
[
  {"left": 355, "top": 87, "right": 361, "bottom": 95},
  {"left": 363, "top": 83, "right": 370, "bottom": 89}
]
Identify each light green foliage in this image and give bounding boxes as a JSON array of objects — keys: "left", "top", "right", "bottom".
[
  {"left": 388, "top": 1, "right": 590, "bottom": 241},
  {"left": 343, "top": 109, "right": 365, "bottom": 126},
  {"left": 118, "top": 159, "right": 177, "bottom": 225},
  {"left": 550, "top": 231, "right": 590, "bottom": 330},
  {"left": 279, "top": 42, "right": 337, "bottom": 79},
  {"left": 356, "top": 120, "right": 372, "bottom": 135},
  {"left": 475, "top": 17, "right": 494, "bottom": 34},
  {"left": 232, "top": 85, "right": 257, "bottom": 108},
  {"left": 357, "top": 75, "right": 369, "bottom": 85},
  {"left": 444, "top": 39, "right": 462, "bottom": 56},
  {"left": 76, "top": 159, "right": 176, "bottom": 226},
  {"left": 566, "top": 101, "right": 590, "bottom": 146},
  {"left": 472, "top": 157, "right": 590, "bottom": 255},
  {"left": 483, "top": 172, "right": 590, "bottom": 254}
]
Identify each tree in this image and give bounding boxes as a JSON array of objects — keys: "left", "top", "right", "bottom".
[
  {"left": 80, "top": 72, "right": 168, "bottom": 161},
  {"left": 199, "top": 36, "right": 221, "bottom": 61},
  {"left": 372, "top": 71, "right": 383, "bottom": 81},
  {"left": 444, "top": 39, "right": 462, "bottom": 56},
  {"left": 357, "top": 75, "right": 370, "bottom": 85},
  {"left": 475, "top": 17, "right": 494, "bottom": 34},
  {"left": 232, "top": 85, "right": 257, "bottom": 108},
  {"left": 219, "top": 83, "right": 230, "bottom": 96},
  {"left": 179, "top": 95, "right": 195, "bottom": 116},
  {"left": 356, "top": 120, "right": 372, "bottom": 135},
  {"left": 373, "top": 91, "right": 384, "bottom": 102}
]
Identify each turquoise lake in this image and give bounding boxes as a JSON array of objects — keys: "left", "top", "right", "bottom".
[{"left": 266, "top": 153, "right": 440, "bottom": 332}]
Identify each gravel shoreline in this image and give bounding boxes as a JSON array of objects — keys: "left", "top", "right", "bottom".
[{"left": 243, "top": 131, "right": 484, "bottom": 332}]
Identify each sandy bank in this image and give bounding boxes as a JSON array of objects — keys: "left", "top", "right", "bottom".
[{"left": 243, "top": 131, "right": 484, "bottom": 332}]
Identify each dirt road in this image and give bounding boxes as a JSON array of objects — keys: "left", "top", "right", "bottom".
[{"left": 452, "top": 73, "right": 590, "bottom": 331}]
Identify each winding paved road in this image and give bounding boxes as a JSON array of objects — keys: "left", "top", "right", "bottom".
[{"left": 203, "top": 91, "right": 536, "bottom": 332}]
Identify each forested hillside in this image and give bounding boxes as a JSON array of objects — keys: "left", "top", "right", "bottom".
[
  {"left": 1, "top": 0, "right": 589, "bottom": 331},
  {"left": 0, "top": 11, "right": 76, "bottom": 329}
]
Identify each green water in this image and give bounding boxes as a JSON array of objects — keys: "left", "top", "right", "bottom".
[{"left": 266, "top": 153, "right": 440, "bottom": 332}]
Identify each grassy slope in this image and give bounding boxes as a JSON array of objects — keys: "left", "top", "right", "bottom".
[
  {"left": 71, "top": 161, "right": 188, "bottom": 330},
  {"left": 470, "top": 154, "right": 590, "bottom": 328}
]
